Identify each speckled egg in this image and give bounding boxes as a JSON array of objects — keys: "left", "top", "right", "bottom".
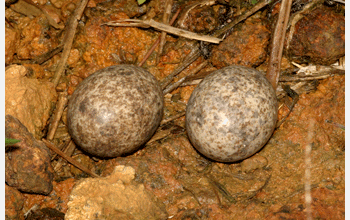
[
  {"left": 67, "top": 65, "right": 163, "bottom": 158},
  {"left": 186, "top": 65, "right": 277, "bottom": 162}
]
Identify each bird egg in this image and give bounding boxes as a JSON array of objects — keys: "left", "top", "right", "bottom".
[
  {"left": 67, "top": 65, "right": 163, "bottom": 158},
  {"left": 186, "top": 65, "right": 277, "bottom": 162}
]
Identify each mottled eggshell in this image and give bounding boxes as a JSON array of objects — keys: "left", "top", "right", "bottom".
[
  {"left": 67, "top": 65, "right": 163, "bottom": 158},
  {"left": 186, "top": 65, "right": 277, "bottom": 162}
]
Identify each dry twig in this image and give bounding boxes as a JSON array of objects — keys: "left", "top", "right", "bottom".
[
  {"left": 138, "top": 8, "right": 181, "bottom": 67},
  {"left": 51, "top": 141, "right": 68, "bottom": 160},
  {"left": 212, "top": 0, "right": 271, "bottom": 38},
  {"left": 46, "top": 91, "right": 68, "bottom": 140},
  {"left": 42, "top": 139, "right": 99, "bottom": 178},
  {"left": 156, "top": 0, "right": 173, "bottom": 64},
  {"left": 31, "top": 45, "right": 64, "bottom": 65},
  {"left": 53, "top": 140, "right": 77, "bottom": 172},
  {"left": 266, "top": 0, "right": 293, "bottom": 90},
  {"left": 276, "top": 85, "right": 299, "bottom": 127},
  {"left": 163, "top": 60, "right": 208, "bottom": 94},
  {"left": 52, "top": 0, "right": 89, "bottom": 87},
  {"left": 105, "top": 19, "right": 222, "bottom": 44},
  {"left": 279, "top": 74, "right": 331, "bottom": 82},
  {"left": 160, "top": 112, "right": 186, "bottom": 125},
  {"left": 160, "top": 44, "right": 201, "bottom": 89}
]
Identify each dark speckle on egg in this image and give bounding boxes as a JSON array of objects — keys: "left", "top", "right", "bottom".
[
  {"left": 185, "top": 65, "right": 277, "bottom": 162},
  {"left": 67, "top": 65, "right": 164, "bottom": 158}
]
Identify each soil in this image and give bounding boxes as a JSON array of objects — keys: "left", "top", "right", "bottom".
[{"left": 5, "top": 0, "right": 345, "bottom": 219}]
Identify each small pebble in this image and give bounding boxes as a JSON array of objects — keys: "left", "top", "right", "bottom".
[{"left": 241, "top": 155, "right": 268, "bottom": 173}]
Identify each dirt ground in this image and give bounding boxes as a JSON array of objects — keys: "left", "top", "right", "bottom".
[{"left": 5, "top": 0, "right": 345, "bottom": 219}]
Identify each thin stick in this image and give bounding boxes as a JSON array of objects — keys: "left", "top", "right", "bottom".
[
  {"left": 42, "top": 139, "right": 100, "bottom": 178},
  {"left": 163, "top": 76, "right": 188, "bottom": 94},
  {"left": 157, "top": 0, "right": 173, "bottom": 64},
  {"left": 160, "top": 112, "right": 186, "bottom": 125},
  {"left": 266, "top": 0, "right": 293, "bottom": 90},
  {"left": 105, "top": 19, "right": 222, "bottom": 44},
  {"left": 54, "top": 140, "right": 77, "bottom": 172},
  {"left": 46, "top": 91, "right": 68, "bottom": 140},
  {"left": 160, "top": 45, "right": 201, "bottom": 89},
  {"left": 279, "top": 74, "right": 331, "bottom": 82},
  {"left": 138, "top": 38, "right": 161, "bottom": 67},
  {"left": 163, "top": 60, "right": 208, "bottom": 94},
  {"left": 138, "top": 8, "right": 181, "bottom": 67},
  {"left": 50, "top": 141, "right": 68, "bottom": 160},
  {"left": 276, "top": 85, "right": 299, "bottom": 128},
  {"left": 32, "top": 44, "right": 63, "bottom": 65},
  {"left": 212, "top": 0, "right": 271, "bottom": 38},
  {"left": 52, "top": 0, "right": 89, "bottom": 87}
]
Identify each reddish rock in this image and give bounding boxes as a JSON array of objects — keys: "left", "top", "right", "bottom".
[
  {"left": 210, "top": 17, "right": 270, "bottom": 68},
  {"left": 23, "top": 178, "right": 76, "bottom": 214},
  {"left": 5, "top": 65, "right": 57, "bottom": 139},
  {"left": 5, "top": 26, "right": 19, "bottom": 65},
  {"left": 25, "top": 208, "right": 65, "bottom": 220},
  {"left": 179, "top": 4, "right": 230, "bottom": 34},
  {"left": 15, "top": 14, "right": 59, "bottom": 60},
  {"left": 5, "top": 115, "right": 54, "bottom": 195},
  {"left": 5, "top": 185, "right": 24, "bottom": 220},
  {"left": 286, "top": 5, "right": 344, "bottom": 65}
]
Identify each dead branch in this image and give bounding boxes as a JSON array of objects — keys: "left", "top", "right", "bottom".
[
  {"left": 157, "top": 0, "right": 173, "bottom": 64},
  {"left": 160, "top": 112, "right": 186, "bottom": 125},
  {"left": 52, "top": 0, "right": 89, "bottom": 87},
  {"left": 163, "top": 60, "right": 208, "bottom": 94},
  {"left": 160, "top": 44, "right": 201, "bottom": 89},
  {"left": 279, "top": 74, "right": 331, "bottom": 82},
  {"left": 266, "top": 0, "right": 293, "bottom": 90},
  {"left": 42, "top": 139, "right": 99, "bottom": 178},
  {"left": 212, "top": 0, "right": 271, "bottom": 38},
  {"left": 53, "top": 140, "right": 77, "bottom": 172},
  {"left": 46, "top": 91, "right": 68, "bottom": 140},
  {"left": 105, "top": 19, "right": 222, "bottom": 44},
  {"left": 138, "top": 8, "right": 181, "bottom": 67},
  {"left": 276, "top": 85, "right": 299, "bottom": 128}
]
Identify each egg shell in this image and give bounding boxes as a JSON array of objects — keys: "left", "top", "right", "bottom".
[
  {"left": 67, "top": 65, "right": 163, "bottom": 158},
  {"left": 185, "top": 65, "right": 277, "bottom": 162}
]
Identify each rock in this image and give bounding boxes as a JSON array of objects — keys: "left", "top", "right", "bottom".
[
  {"left": 5, "top": 115, "right": 54, "bottom": 195},
  {"left": 5, "top": 184, "right": 24, "bottom": 220},
  {"left": 210, "top": 16, "right": 270, "bottom": 68},
  {"left": 285, "top": 5, "right": 344, "bottom": 65},
  {"left": 179, "top": 4, "right": 230, "bottom": 34},
  {"left": 25, "top": 208, "right": 65, "bottom": 220},
  {"left": 5, "top": 65, "right": 57, "bottom": 139},
  {"left": 241, "top": 155, "right": 268, "bottom": 173},
  {"left": 5, "top": 26, "right": 19, "bottom": 65},
  {"left": 66, "top": 165, "right": 168, "bottom": 220},
  {"left": 15, "top": 14, "right": 59, "bottom": 60},
  {"left": 22, "top": 178, "right": 76, "bottom": 214}
]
